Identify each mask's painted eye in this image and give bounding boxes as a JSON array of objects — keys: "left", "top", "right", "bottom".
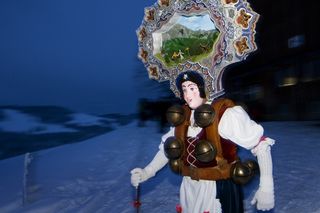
[{"left": 190, "top": 85, "right": 198, "bottom": 91}]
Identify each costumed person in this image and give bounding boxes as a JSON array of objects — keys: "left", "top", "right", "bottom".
[{"left": 130, "top": 70, "right": 275, "bottom": 213}]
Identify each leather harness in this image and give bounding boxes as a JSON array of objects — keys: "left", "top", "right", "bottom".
[{"left": 173, "top": 98, "right": 238, "bottom": 181}]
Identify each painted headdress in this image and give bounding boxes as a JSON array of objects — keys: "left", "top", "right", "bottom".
[{"left": 137, "top": 0, "right": 259, "bottom": 101}]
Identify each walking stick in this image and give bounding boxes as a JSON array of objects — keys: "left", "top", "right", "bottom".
[{"left": 133, "top": 185, "right": 141, "bottom": 213}]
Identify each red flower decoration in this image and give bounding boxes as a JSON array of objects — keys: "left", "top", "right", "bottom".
[{"left": 176, "top": 204, "right": 182, "bottom": 213}]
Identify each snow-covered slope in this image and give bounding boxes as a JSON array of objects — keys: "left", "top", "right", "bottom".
[
  {"left": 0, "top": 121, "right": 320, "bottom": 213},
  {"left": 0, "top": 107, "right": 126, "bottom": 160}
]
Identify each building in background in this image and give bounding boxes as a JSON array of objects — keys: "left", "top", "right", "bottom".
[{"left": 224, "top": 0, "right": 320, "bottom": 121}]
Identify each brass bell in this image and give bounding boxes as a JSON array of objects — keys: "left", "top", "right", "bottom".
[
  {"left": 194, "top": 140, "right": 216, "bottom": 163},
  {"left": 164, "top": 137, "right": 183, "bottom": 160},
  {"left": 169, "top": 159, "right": 182, "bottom": 174},
  {"left": 244, "top": 159, "right": 259, "bottom": 174},
  {"left": 230, "top": 161, "right": 254, "bottom": 185},
  {"left": 166, "top": 105, "right": 185, "bottom": 126},
  {"left": 194, "top": 104, "right": 215, "bottom": 127}
]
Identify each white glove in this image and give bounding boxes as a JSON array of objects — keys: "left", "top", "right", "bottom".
[
  {"left": 130, "top": 167, "right": 154, "bottom": 188},
  {"left": 251, "top": 137, "right": 275, "bottom": 211},
  {"left": 251, "top": 184, "right": 275, "bottom": 210},
  {"left": 130, "top": 151, "right": 168, "bottom": 188}
]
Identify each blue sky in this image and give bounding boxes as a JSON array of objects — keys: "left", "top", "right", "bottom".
[
  {"left": 0, "top": 0, "right": 152, "bottom": 114},
  {"left": 178, "top": 14, "right": 216, "bottom": 31}
]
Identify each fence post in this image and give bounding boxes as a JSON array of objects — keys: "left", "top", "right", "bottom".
[{"left": 22, "top": 152, "right": 33, "bottom": 205}]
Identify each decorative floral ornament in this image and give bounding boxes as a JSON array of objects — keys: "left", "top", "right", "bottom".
[{"left": 137, "top": 0, "right": 259, "bottom": 100}]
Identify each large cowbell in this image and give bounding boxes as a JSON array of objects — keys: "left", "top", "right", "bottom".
[{"left": 137, "top": 0, "right": 259, "bottom": 100}]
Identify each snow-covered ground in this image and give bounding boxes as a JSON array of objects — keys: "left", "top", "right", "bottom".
[
  {"left": 0, "top": 109, "right": 77, "bottom": 134},
  {"left": 0, "top": 116, "right": 320, "bottom": 212}
]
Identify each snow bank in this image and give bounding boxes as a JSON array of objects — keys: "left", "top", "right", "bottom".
[{"left": 0, "top": 110, "right": 76, "bottom": 134}]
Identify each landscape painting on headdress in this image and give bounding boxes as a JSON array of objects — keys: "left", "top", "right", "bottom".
[{"left": 152, "top": 13, "right": 220, "bottom": 68}]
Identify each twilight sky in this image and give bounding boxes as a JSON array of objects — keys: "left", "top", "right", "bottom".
[{"left": 0, "top": 0, "right": 155, "bottom": 115}]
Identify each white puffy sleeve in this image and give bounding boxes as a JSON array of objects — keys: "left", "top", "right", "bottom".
[
  {"left": 159, "top": 127, "right": 175, "bottom": 151},
  {"left": 218, "top": 106, "right": 264, "bottom": 149}
]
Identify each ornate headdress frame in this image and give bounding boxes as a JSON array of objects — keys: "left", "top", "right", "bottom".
[{"left": 137, "top": 0, "right": 259, "bottom": 100}]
